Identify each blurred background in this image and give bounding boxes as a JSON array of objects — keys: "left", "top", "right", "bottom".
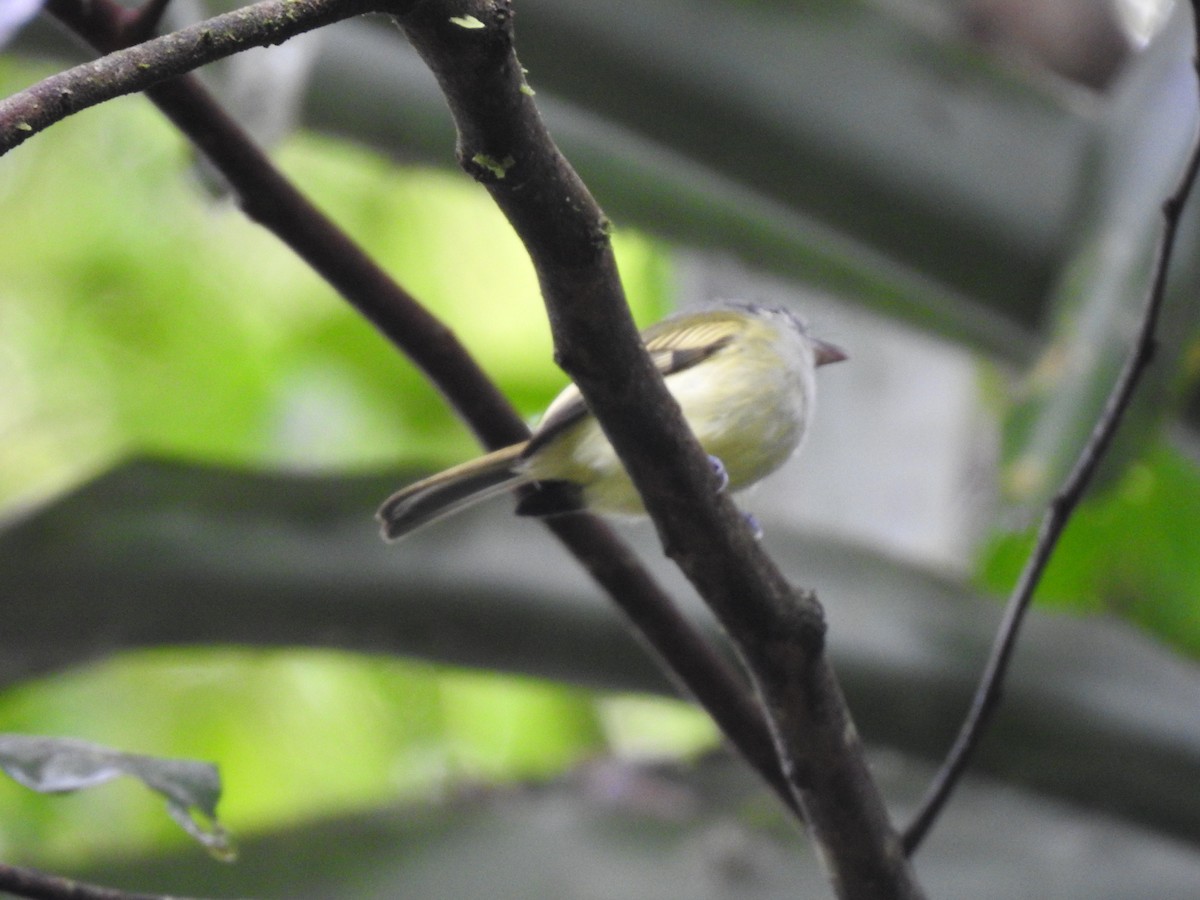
[{"left": 2, "top": 0, "right": 1199, "bottom": 896}]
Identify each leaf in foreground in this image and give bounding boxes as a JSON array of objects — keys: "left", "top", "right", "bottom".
[{"left": 0, "top": 734, "right": 234, "bottom": 860}]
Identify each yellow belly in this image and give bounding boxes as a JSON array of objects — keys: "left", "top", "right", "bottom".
[{"left": 522, "top": 345, "right": 808, "bottom": 515}]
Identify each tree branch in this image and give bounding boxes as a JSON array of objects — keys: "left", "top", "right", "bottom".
[
  {"left": 396, "top": 3, "right": 921, "bottom": 897},
  {"left": 39, "top": 0, "right": 801, "bottom": 832},
  {"left": 0, "top": 862, "right": 206, "bottom": 900},
  {"left": 0, "top": 0, "right": 387, "bottom": 156},
  {"left": 901, "top": 2, "right": 1200, "bottom": 855}
]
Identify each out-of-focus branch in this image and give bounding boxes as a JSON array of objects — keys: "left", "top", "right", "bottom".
[
  {"left": 41, "top": 0, "right": 799, "bottom": 823},
  {"left": 396, "top": 3, "right": 922, "bottom": 897},
  {"left": 0, "top": 861, "right": 206, "bottom": 900},
  {"left": 901, "top": 0, "right": 1200, "bottom": 856}
]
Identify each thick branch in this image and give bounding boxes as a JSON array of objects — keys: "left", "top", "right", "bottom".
[
  {"left": 396, "top": 3, "right": 921, "bottom": 897},
  {"left": 901, "top": 2, "right": 1200, "bottom": 855},
  {"left": 41, "top": 0, "right": 799, "bottom": 827}
]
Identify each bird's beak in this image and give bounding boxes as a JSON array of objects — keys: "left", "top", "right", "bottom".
[{"left": 812, "top": 338, "right": 848, "bottom": 367}]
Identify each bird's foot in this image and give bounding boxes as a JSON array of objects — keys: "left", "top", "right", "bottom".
[
  {"left": 708, "top": 455, "right": 730, "bottom": 492},
  {"left": 743, "top": 512, "right": 763, "bottom": 540}
]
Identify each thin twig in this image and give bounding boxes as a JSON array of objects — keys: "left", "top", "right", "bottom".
[
  {"left": 0, "top": 0, "right": 385, "bottom": 156},
  {"left": 0, "top": 861, "right": 209, "bottom": 900},
  {"left": 901, "top": 4, "right": 1200, "bottom": 855},
  {"left": 40, "top": 0, "right": 801, "bottom": 825}
]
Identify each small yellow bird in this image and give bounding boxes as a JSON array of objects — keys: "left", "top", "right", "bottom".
[{"left": 378, "top": 303, "right": 845, "bottom": 541}]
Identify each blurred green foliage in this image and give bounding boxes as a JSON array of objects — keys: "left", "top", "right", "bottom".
[
  {"left": 0, "top": 650, "right": 614, "bottom": 865},
  {"left": 0, "top": 57, "right": 693, "bottom": 868},
  {"left": 0, "top": 58, "right": 672, "bottom": 508}
]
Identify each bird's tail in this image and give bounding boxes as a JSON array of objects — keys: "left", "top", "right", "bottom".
[{"left": 377, "top": 442, "right": 531, "bottom": 541}]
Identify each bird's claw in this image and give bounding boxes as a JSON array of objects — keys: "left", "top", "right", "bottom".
[
  {"left": 708, "top": 455, "right": 730, "bottom": 492},
  {"left": 743, "top": 512, "right": 763, "bottom": 540}
]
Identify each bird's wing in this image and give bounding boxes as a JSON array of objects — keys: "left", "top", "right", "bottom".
[
  {"left": 641, "top": 313, "right": 741, "bottom": 374},
  {"left": 523, "top": 313, "right": 742, "bottom": 456}
]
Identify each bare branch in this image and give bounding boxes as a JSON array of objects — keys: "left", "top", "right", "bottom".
[
  {"left": 0, "top": 861, "right": 207, "bottom": 900},
  {"left": 396, "top": 2, "right": 922, "bottom": 897},
  {"left": 902, "top": 3, "right": 1200, "bottom": 855},
  {"left": 0, "top": 0, "right": 385, "bottom": 156},
  {"left": 42, "top": 0, "right": 801, "bottom": 827}
]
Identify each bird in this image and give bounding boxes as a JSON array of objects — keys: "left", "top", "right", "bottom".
[{"left": 377, "top": 303, "right": 846, "bottom": 541}]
